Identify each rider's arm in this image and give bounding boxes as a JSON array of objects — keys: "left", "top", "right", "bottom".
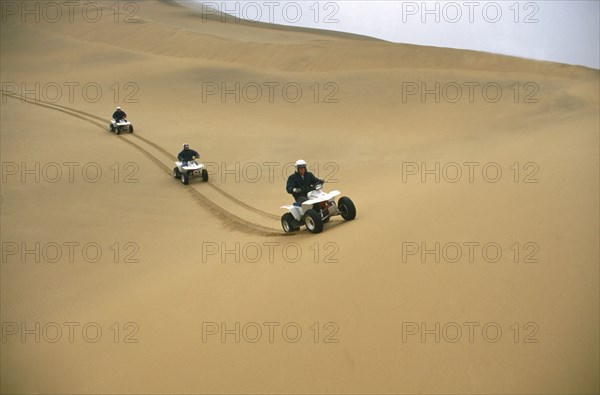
[
  {"left": 286, "top": 176, "right": 296, "bottom": 194},
  {"left": 308, "top": 172, "right": 323, "bottom": 187}
]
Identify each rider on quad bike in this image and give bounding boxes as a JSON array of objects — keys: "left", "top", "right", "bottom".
[
  {"left": 178, "top": 143, "right": 200, "bottom": 163},
  {"left": 286, "top": 159, "right": 324, "bottom": 203},
  {"left": 112, "top": 106, "right": 127, "bottom": 121}
]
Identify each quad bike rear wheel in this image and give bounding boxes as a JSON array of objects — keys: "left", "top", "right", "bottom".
[
  {"left": 338, "top": 197, "right": 356, "bottom": 221},
  {"left": 181, "top": 172, "right": 190, "bottom": 185},
  {"left": 281, "top": 213, "right": 299, "bottom": 233},
  {"left": 304, "top": 209, "right": 324, "bottom": 234}
]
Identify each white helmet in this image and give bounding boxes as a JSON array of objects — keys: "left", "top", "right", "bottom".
[
  {"left": 295, "top": 159, "right": 307, "bottom": 170},
  {"left": 183, "top": 143, "right": 189, "bottom": 149},
  {"left": 116, "top": 106, "right": 121, "bottom": 110}
]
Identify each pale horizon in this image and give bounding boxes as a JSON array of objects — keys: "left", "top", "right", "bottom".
[{"left": 192, "top": 0, "right": 600, "bottom": 69}]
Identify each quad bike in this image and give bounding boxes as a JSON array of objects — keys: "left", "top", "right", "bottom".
[
  {"left": 109, "top": 118, "right": 133, "bottom": 134},
  {"left": 280, "top": 184, "right": 356, "bottom": 234},
  {"left": 172, "top": 158, "right": 208, "bottom": 185}
]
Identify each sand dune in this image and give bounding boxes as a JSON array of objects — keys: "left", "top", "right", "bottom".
[{"left": 1, "top": 1, "right": 598, "bottom": 394}]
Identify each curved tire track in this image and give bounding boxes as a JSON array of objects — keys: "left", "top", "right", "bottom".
[
  {"left": 1, "top": 90, "right": 283, "bottom": 236},
  {"left": 130, "top": 133, "right": 280, "bottom": 221},
  {"left": 1, "top": 91, "right": 279, "bottom": 221}
]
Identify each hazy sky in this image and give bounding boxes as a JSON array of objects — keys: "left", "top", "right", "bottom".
[{"left": 193, "top": 0, "right": 600, "bottom": 69}]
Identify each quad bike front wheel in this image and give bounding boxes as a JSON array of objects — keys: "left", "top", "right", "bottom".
[
  {"left": 201, "top": 168, "right": 209, "bottom": 182},
  {"left": 181, "top": 172, "right": 190, "bottom": 185},
  {"left": 172, "top": 167, "right": 181, "bottom": 178},
  {"left": 129, "top": 125, "right": 134, "bottom": 133},
  {"left": 281, "top": 213, "right": 299, "bottom": 233},
  {"left": 109, "top": 124, "right": 115, "bottom": 132},
  {"left": 304, "top": 209, "right": 324, "bottom": 234},
  {"left": 338, "top": 196, "right": 356, "bottom": 220}
]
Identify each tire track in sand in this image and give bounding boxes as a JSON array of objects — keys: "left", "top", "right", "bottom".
[
  {"left": 1, "top": 92, "right": 279, "bottom": 221},
  {"left": 1, "top": 90, "right": 283, "bottom": 236}
]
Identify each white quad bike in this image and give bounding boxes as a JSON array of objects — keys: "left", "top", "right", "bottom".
[
  {"left": 172, "top": 158, "right": 209, "bottom": 185},
  {"left": 281, "top": 184, "right": 356, "bottom": 234},
  {"left": 109, "top": 118, "right": 133, "bottom": 134}
]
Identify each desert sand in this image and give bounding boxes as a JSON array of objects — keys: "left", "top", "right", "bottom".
[{"left": 1, "top": 1, "right": 598, "bottom": 394}]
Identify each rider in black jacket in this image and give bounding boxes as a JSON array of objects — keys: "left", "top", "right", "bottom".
[
  {"left": 112, "top": 106, "right": 126, "bottom": 121},
  {"left": 286, "top": 159, "right": 324, "bottom": 203},
  {"left": 178, "top": 143, "right": 200, "bottom": 162}
]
